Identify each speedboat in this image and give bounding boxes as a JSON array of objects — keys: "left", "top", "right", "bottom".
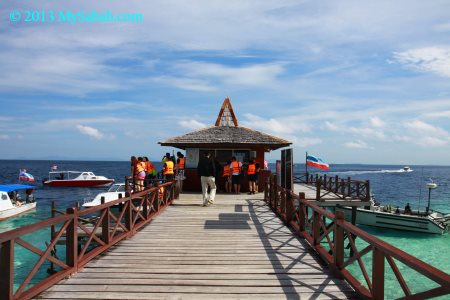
[
  {"left": 0, "top": 184, "right": 37, "bottom": 220},
  {"left": 43, "top": 171, "right": 114, "bottom": 187},
  {"left": 82, "top": 183, "right": 128, "bottom": 207},
  {"left": 402, "top": 166, "right": 412, "bottom": 172},
  {"left": 339, "top": 199, "right": 450, "bottom": 234}
]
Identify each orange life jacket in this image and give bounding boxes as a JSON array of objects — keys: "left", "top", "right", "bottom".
[
  {"left": 177, "top": 157, "right": 185, "bottom": 170},
  {"left": 223, "top": 165, "right": 230, "bottom": 177},
  {"left": 247, "top": 163, "right": 256, "bottom": 175},
  {"left": 164, "top": 160, "right": 174, "bottom": 175},
  {"left": 135, "top": 161, "right": 146, "bottom": 174},
  {"left": 231, "top": 161, "right": 241, "bottom": 174},
  {"left": 145, "top": 161, "right": 154, "bottom": 173}
]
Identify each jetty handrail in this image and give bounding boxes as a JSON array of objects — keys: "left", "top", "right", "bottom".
[
  {"left": 265, "top": 174, "right": 450, "bottom": 299},
  {"left": 0, "top": 180, "right": 179, "bottom": 300},
  {"left": 298, "top": 172, "right": 371, "bottom": 201}
]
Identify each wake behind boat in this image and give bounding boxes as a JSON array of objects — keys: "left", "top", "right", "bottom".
[
  {"left": 0, "top": 184, "right": 36, "bottom": 220},
  {"left": 43, "top": 171, "right": 114, "bottom": 187}
]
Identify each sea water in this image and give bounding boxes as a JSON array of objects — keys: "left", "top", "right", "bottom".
[{"left": 0, "top": 160, "right": 449, "bottom": 295}]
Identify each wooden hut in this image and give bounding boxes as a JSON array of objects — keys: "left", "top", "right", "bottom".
[{"left": 159, "top": 97, "right": 291, "bottom": 192}]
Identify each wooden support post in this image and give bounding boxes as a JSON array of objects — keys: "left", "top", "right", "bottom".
[
  {"left": 323, "top": 174, "right": 327, "bottom": 188},
  {"left": 0, "top": 240, "right": 14, "bottom": 300},
  {"left": 299, "top": 192, "right": 306, "bottom": 233},
  {"left": 356, "top": 182, "right": 360, "bottom": 198},
  {"left": 372, "top": 247, "right": 385, "bottom": 300},
  {"left": 340, "top": 179, "right": 345, "bottom": 196},
  {"left": 313, "top": 210, "right": 321, "bottom": 246},
  {"left": 335, "top": 175, "right": 339, "bottom": 193},
  {"left": 66, "top": 207, "right": 78, "bottom": 273},
  {"left": 101, "top": 197, "right": 110, "bottom": 244},
  {"left": 334, "top": 211, "right": 345, "bottom": 275}
]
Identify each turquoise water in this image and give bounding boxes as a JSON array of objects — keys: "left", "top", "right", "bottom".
[{"left": 0, "top": 161, "right": 449, "bottom": 297}]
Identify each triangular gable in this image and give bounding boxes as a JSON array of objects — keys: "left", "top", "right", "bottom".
[{"left": 215, "top": 97, "right": 238, "bottom": 127}]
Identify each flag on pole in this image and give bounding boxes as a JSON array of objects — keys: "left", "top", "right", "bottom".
[
  {"left": 19, "top": 169, "right": 35, "bottom": 182},
  {"left": 306, "top": 154, "right": 329, "bottom": 170},
  {"left": 51, "top": 165, "right": 58, "bottom": 171}
]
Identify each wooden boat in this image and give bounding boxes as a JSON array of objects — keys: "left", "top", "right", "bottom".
[
  {"left": 0, "top": 184, "right": 36, "bottom": 220},
  {"left": 43, "top": 171, "right": 114, "bottom": 187}
]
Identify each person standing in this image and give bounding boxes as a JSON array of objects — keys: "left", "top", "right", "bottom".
[
  {"left": 134, "top": 157, "right": 147, "bottom": 192},
  {"left": 176, "top": 152, "right": 185, "bottom": 191},
  {"left": 222, "top": 160, "right": 231, "bottom": 193},
  {"left": 163, "top": 153, "right": 175, "bottom": 181},
  {"left": 197, "top": 152, "right": 216, "bottom": 206},
  {"left": 230, "top": 156, "right": 242, "bottom": 194},
  {"left": 247, "top": 159, "right": 257, "bottom": 195}
]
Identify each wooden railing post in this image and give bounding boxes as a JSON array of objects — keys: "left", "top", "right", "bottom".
[
  {"left": 285, "top": 192, "right": 294, "bottom": 225},
  {"left": 340, "top": 179, "right": 345, "bottom": 196},
  {"left": 280, "top": 188, "right": 286, "bottom": 219},
  {"left": 372, "top": 247, "right": 385, "bottom": 300},
  {"left": 101, "top": 197, "right": 110, "bottom": 244},
  {"left": 313, "top": 210, "right": 321, "bottom": 246},
  {"left": 66, "top": 207, "right": 78, "bottom": 273},
  {"left": 298, "top": 192, "right": 306, "bottom": 233},
  {"left": 125, "top": 196, "right": 132, "bottom": 232},
  {"left": 0, "top": 240, "right": 14, "bottom": 300},
  {"left": 356, "top": 182, "right": 361, "bottom": 198},
  {"left": 334, "top": 210, "right": 345, "bottom": 275},
  {"left": 316, "top": 179, "right": 322, "bottom": 201},
  {"left": 347, "top": 177, "right": 351, "bottom": 197},
  {"left": 335, "top": 175, "right": 339, "bottom": 193},
  {"left": 365, "top": 180, "right": 370, "bottom": 201}
]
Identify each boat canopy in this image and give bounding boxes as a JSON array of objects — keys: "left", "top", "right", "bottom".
[{"left": 0, "top": 184, "right": 35, "bottom": 193}]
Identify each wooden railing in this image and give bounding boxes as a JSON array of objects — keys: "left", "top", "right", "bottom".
[
  {"left": 265, "top": 175, "right": 450, "bottom": 299},
  {"left": 0, "top": 180, "right": 179, "bottom": 300},
  {"left": 295, "top": 172, "right": 371, "bottom": 201}
]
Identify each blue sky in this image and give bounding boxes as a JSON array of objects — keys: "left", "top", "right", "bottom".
[{"left": 1, "top": 1, "right": 450, "bottom": 164}]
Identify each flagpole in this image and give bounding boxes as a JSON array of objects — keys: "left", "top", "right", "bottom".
[{"left": 305, "top": 152, "right": 308, "bottom": 181}]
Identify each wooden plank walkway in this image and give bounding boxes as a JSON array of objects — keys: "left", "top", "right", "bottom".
[{"left": 36, "top": 193, "right": 357, "bottom": 299}]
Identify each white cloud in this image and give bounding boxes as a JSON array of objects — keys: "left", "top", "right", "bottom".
[
  {"left": 151, "top": 76, "right": 216, "bottom": 92},
  {"left": 241, "top": 113, "right": 309, "bottom": 134},
  {"left": 393, "top": 47, "right": 450, "bottom": 77},
  {"left": 0, "top": 134, "right": 10, "bottom": 140},
  {"left": 76, "top": 125, "right": 112, "bottom": 140},
  {"left": 295, "top": 137, "right": 322, "bottom": 147},
  {"left": 370, "top": 116, "right": 385, "bottom": 127},
  {"left": 425, "top": 110, "right": 450, "bottom": 118},
  {"left": 404, "top": 120, "right": 448, "bottom": 136},
  {"left": 178, "top": 119, "right": 207, "bottom": 130},
  {"left": 420, "top": 136, "right": 448, "bottom": 147},
  {"left": 345, "top": 140, "right": 369, "bottom": 149}
]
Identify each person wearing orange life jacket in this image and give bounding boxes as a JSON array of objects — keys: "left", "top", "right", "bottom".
[
  {"left": 134, "top": 157, "right": 147, "bottom": 192},
  {"left": 163, "top": 153, "right": 175, "bottom": 181},
  {"left": 229, "top": 156, "right": 242, "bottom": 194},
  {"left": 247, "top": 159, "right": 257, "bottom": 195},
  {"left": 175, "top": 152, "right": 186, "bottom": 191},
  {"left": 222, "top": 160, "right": 232, "bottom": 193},
  {"left": 143, "top": 156, "right": 156, "bottom": 187}
]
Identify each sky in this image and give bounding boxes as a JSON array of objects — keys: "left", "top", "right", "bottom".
[{"left": 1, "top": 0, "right": 450, "bottom": 165}]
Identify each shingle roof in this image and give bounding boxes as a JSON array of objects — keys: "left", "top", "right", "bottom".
[
  {"left": 159, "top": 125, "right": 291, "bottom": 150},
  {"left": 159, "top": 97, "right": 291, "bottom": 150}
]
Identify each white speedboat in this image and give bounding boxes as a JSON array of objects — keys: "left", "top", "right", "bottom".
[
  {"left": 402, "top": 166, "right": 413, "bottom": 172},
  {"left": 339, "top": 199, "right": 450, "bottom": 234},
  {"left": 82, "top": 183, "right": 128, "bottom": 207},
  {"left": 0, "top": 184, "right": 37, "bottom": 220},
  {"left": 43, "top": 171, "right": 114, "bottom": 187}
]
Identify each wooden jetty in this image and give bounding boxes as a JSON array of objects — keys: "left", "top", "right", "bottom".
[
  {"left": 36, "top": 193, "right": 356, "bottom": 299},
  {"left": 1, "top": 179, "right": 449, "bottom": 300}
]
